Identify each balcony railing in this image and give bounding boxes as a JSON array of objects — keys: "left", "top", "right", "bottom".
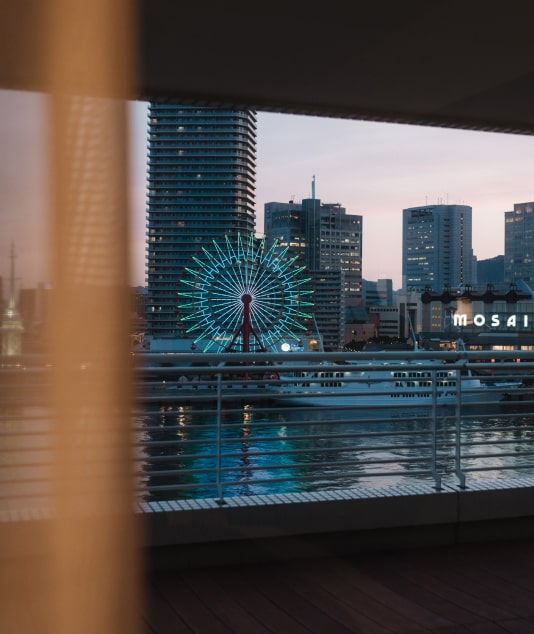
[{"left": 3, "top": 349, "right": 534, "bottom": 511}]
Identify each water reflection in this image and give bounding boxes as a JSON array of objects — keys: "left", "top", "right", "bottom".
[
  {"left": 137, "top": 398, "right": 534, "bottom": 502},
  {"left": 4, "top": 399, "right": 531, "bottom": 507},
  {"left": 236, "top": 404, "right": 252, "bottom": 494}
]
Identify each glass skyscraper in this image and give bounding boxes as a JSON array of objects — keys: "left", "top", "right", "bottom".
[
  {"left": 402, "top": 204, "right": 474, "bottom": 292},
  {"left": 145, "top": 105, "right": 256, "bottom": 345},
  {"left": 505, "top": 202, "right": 534, "bottom": 283}
]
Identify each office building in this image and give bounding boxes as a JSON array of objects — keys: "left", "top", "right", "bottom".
[
  {"left": 402, "top": 204, "right": 474, "bottom": 292},
  {"left": 264, "top": 184, "right": 362, "bottom": 350},
  {"left": 362, "top": 278, "right": 394, "bottom": 307},
  {"left": 263, "top": 200, "right": 306, "bottom": 257},
  {"left": 302, "top": 195, "right": 363, "bottom": 302},
  {"left": 368, "top": 305, "right": 400, "bottom": 339},
  {"left": 265, "top": 184, "right": 363, "bottom": 301},
  {"left": 395, "top": 288, "right": 422, "bottom": 340},
  {"left": 477, "top": 255, "right": 504, "bottom": 285},
  {"left": 146, "top": 105, "right": 257, "bottom": 346},
  {"left": 505, "top": 202, "right": 534, "bottom": 283},
  {"left": 311, "top": 270, "right": 346, "bottom": 351}
]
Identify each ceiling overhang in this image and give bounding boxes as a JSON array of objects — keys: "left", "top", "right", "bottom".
[{"left": 3, "top": 3, "right": 534, "bottom": 134}]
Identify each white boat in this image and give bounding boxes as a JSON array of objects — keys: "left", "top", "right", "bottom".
[{"left": 267, "top": 359, "right": 520, "bottom": 409}]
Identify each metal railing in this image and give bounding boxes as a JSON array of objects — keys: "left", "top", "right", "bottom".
[
  {"left": 133, "top": 349, "right": 534, "bottom": 503},
  {"left": 2, "top": 349, "right": 534, "bottom": 509}
]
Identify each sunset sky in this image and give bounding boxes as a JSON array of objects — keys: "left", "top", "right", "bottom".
[{"left": 3, "top": 91, "right": 534, "bottom": 294}]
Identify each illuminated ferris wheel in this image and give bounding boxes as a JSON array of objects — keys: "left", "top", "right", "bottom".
[{"left": 178, "top": 233, "right": 314, "bottom": 352}]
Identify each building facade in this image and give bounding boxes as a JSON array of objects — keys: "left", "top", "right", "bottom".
[
  {"left": 264, "top": 188, "right": 363, "bottom": 350},
  {"left": 368, "top": 306, "right": 400, "bottom": 339},
  {"left": 362, "top": 278, "right": 394, "bottom": 307},
  {"left": 477, "top": 255, "right": 504, "bottom": 285},
  {"left": 402, "top": 204, "right": 474, "bottom": 292},
  {"left": 263, "top": 201, "right": 306, "bottom": 257},
  {"left": 302, "top": 197, "right": 363, "bottom": 302},
  {"left": 146, "top": 105, "right": 257, "bottom": 345},
  {"left": 505, "top": 202, "right": 534, "bottom": 283},
  {"left": 310, "top": 270, "right": 346, "bottom": 351}
]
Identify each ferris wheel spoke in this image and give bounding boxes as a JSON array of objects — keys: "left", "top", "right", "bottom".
[
  {"left": 253, "top": 311, "right": 278, "bottom": 329},
  {"left": 212, "top": 306, "right": 241, "bottom": 327},
  {"left": 251, "top": 275, "right": 283, "bottom": 299},
  {"left": 253, "top": 297, "right": 283, "bottom": 318}
]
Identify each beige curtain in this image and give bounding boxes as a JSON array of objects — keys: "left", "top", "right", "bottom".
[{"left": 1, "top": 2, "right": 141, "bottom": 633}]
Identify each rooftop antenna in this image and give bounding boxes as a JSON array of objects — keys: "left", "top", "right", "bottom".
[{"left": 311, "top": 174, "right": 316, "bottom": 200}]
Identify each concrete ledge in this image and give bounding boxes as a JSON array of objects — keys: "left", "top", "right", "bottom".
[
  {"left": 143, "top": 485, "right": 453, "bottom": 547},
  {"left": 146, "top": 515, "right": 534, "bottom": 572},
  {"left": 143, "top": 479, "right": 534, "bottom": 569}
]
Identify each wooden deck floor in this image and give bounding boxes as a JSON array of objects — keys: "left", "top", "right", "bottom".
[{"left": 143, "top": 539, "right": 534, "bottom": 633}]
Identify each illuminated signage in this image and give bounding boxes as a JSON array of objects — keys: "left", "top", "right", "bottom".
[{"left": 453, "top": 314, "right": 531, "bottom": 328}]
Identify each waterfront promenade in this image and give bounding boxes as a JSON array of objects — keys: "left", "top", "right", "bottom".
[{"left": 144, "top": 538, "right": 534, "bottom": 633}]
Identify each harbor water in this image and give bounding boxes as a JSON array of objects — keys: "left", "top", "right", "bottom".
[{"left": 137, "top": 396, "right": 534, "bottom": 502}]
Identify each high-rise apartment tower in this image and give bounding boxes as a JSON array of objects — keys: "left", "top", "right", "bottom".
[{"left": 146, "top": 105, "right": 256, "bottom": 345}]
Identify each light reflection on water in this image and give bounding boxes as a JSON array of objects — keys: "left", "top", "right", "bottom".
[
  {"left": 139, "top": 399, "right": 534, "bottom": 502},
  {"left": 2, "top": 400, "right": 533, "bottom": 506}
]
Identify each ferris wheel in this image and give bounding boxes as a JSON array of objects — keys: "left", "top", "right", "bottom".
[{"left": 178, "top": 233, "right": 314, "bottom": 352}]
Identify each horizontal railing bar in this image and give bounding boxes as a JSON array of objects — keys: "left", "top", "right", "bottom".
[
  {"left": 144, "top": 454, "right": 435, "bottom": 483},
  {"left": 460, "top": 449, "right": 534, "bottom": 460},
  {"left": 459, "top": 438, "right": 534, "bottom": 448},
  {"left": 137, "top": 429, "right": 435, "bottom": 450},
  {"left": 142, "top": 468, "right": 438, "bottom": 495},
  {"left": 142, "top": 444, "right": 436, "bottom": 471},
  {"left": 461, "top": 464, "right": 534, "bottom": 474}
]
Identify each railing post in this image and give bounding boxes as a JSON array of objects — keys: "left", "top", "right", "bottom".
[
  {"left": 215, "top": 362, "right": 226, "bottom": 505},
  {"left": 431, "top": 369, "right": 442, "bottom": 490},
  {"left": 455, "top": 367, "right": 467, "bottom": 489}
]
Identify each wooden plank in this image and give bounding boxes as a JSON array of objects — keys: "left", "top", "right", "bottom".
[
  {"left": 142, "top": 578, "right": 193, "bottom": 634},
  {"left": 357, "top": 554, "right": 485, "bottom": 626},
  {"left": 208, "top": 565, "right": 313, "bottom": 634},
  {"left": 466, "top": 622, "right": 517, "bottom": 633},
  {"left": 494, "top": 617, "right": 534, "bottom": 634},
  {"left": 400, "top": 545, "right": 534, "bottom": 619},
  {"left": 306, "top": 556, "right": 452, "bottom": 630},
  {"left": 239, "top": 561, "right": 390, "bottom": 634},
  {"left": 178, "top": 568, "right": 273, "bottom": 634},
  {"left": 389, "top": 548, "right": 516, "bottom": 622},
  {"left": 154, "top": 573, "right": 233, "bottom": 634},
  {"left": 276, "top": 557, "right": 433, "bottom": 633}
]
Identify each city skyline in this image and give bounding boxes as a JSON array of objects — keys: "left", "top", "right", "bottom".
[
  {"left": 128, "top": 102, "right": 534, "bottom": 290},
  {"left": 3, "top": 91, "right": 534, "bottom": 292}
]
